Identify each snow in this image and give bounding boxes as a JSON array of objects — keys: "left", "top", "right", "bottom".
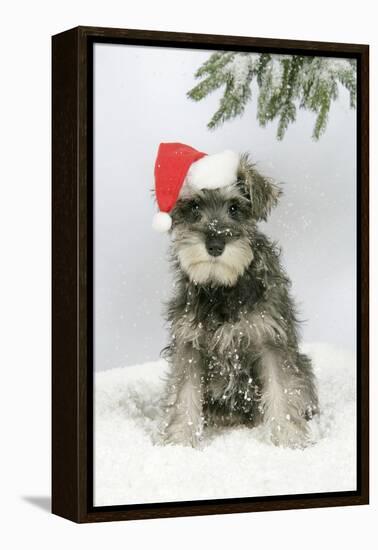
[
  {"left": 224, "top": 53, "right": 257, "bottom": 89},
  {"left": 221, "top": 54, "right": 354, "bottom": 92},
  {"left": 94, "top": 342, "right": 356, "bottom": 506}
]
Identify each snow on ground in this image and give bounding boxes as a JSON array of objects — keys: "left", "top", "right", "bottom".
[{"left": 94, "top": 342, "right": 356, "bottom": 506}]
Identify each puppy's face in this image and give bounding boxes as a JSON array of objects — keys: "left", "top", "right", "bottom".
[{"left": 170, "top": 155, "right": 281, "bottom": 287}]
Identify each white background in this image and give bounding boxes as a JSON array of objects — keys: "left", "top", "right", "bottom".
[{"left": 0, "top": 1, "right": 375, "bottom": 549}]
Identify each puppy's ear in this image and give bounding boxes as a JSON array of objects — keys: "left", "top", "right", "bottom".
[{"left": 238, "top": 154, "right": 282, "bottom": 221}]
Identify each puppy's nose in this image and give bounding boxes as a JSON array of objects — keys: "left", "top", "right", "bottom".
[{"left": 206, "top": 236, "right": 225, "bottom": 257}]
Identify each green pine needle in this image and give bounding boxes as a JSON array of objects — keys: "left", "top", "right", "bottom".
[{"left": 187, "top": 53, "right": 356, "bottom": 140}]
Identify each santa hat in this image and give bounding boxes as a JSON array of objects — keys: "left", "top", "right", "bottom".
[{"left": 152, "top": 142, "right": 240, "bottom": 232}]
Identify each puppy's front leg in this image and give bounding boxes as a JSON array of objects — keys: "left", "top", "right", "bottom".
[
  {"left": 161, "top": 344, "right": 204, "bottom": 448},
  {"left": 259, "top": 348, "right": 314, "bottom": 448}
]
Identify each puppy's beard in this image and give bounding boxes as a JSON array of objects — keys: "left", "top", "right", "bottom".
[{"left": 175, "top": 235, "right": 253, "bottom": 287}]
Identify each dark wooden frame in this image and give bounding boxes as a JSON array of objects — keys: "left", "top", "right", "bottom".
[{"left": 52, "top": 26, "right": 369, "bottom": 523}]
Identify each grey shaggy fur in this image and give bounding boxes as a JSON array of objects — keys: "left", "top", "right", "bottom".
[{"left": 158, "top": 154, "right": 318, "bottom": 449}]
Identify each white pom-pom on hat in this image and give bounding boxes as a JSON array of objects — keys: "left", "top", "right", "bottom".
[{"left": 152, "top": 211, "right": 172, "bottom": 233}]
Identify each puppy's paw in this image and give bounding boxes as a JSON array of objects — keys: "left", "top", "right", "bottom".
[
  {"left": 269, "top": 416, "right": 310, "bottom": 449},
  {"left": 158, "top": 418, "right": 203, "bottom": 449}
]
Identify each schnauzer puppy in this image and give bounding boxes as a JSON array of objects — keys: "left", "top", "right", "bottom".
[{"left": 158, "top": 151, "right": 318, "bottom": 449}]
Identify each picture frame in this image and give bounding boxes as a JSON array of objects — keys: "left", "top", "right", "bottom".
[{"left": 52, "top": 25, "right": 369, "bottom": 523}]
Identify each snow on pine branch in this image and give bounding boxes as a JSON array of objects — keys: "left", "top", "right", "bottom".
[{"left": 187, "top": 53, "right": 356, "bottom": 140}]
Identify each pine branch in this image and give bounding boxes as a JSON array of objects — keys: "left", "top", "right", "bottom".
[{"left": 187, "top": 53, "right": 356, "bottom": 140}]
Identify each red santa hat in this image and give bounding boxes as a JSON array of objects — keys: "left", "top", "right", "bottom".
[{"left": 153, "top": 142, "right": 240, "bottom": 232}]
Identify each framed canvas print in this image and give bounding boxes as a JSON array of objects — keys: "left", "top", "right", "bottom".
[{"left": 52, "top": 26, "right": 369, "bottom": 523}]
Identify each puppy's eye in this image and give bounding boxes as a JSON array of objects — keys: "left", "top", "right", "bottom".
[
  {"left": 228, "top": 203, "right": 239, "bottom": 217},
  {"left": 189, "top": 202, "right": 201, "bottom": 220}
]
